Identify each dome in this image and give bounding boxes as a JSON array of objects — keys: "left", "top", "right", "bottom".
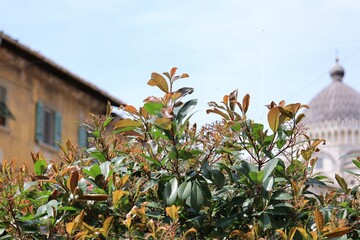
[
  {"left": 305, "top": 59, "right": 360, "bottom": 124},
  {"left": 329, "top": 58, "right": 345, "bottom": 82}
]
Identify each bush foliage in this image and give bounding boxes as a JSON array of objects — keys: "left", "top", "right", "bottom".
[{"left": 0, "top": 68, "right": 359, "bottom": 239}]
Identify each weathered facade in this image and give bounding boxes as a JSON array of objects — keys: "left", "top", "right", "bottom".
[{"left": 0, "top": 32, "right": 124, "bottom": 168}]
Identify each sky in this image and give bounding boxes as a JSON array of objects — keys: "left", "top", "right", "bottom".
[{"left": 1, "top": 0, "right": 360, "bottom": 126}]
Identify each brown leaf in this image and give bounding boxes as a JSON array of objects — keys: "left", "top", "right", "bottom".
[
  {"left": 170, "top": 67, "right": 177, "bottom": 78},
  {"left": 223, "top": 95, "right": 229, "bottom": 106},
  {"left": 161, "top": 107, "right": 175, "bottom": 119},
  {"left": 284, "top": 103, "right": 301, "bottom": 116},
  {"left": 143, "top": 96, "right": 162, "bottom": 103},
  {"left": 323, "top": 227, "right": 352, "bottom": 238},
  {"left": 166, "top": 205, "right": 180, "bottom": 222},
  {"left": 102, "top": 216, "right": 114, "bottom": 238},
  {"left": 115, "top": 119, "right": 141, "bottom": 129},
  {"left": 229, "top": 89, "right": 238, "bottom": 111},
  {"left": 154, "top": 117, "right": 172, "bottom": 130},
  {"left": 78, "top": 194, "right": 109, "bottom": 201},
  {"left": 242, "top": 94, "right": 250, "bottom": 114},
  {"left": 267, "top": 107, "right": 280, "bottom": 132},
  {"left": 147, "top": 72, "right": 169, "bottom": 93},
  {"left": 314, "top": 208, "right": 324, "bottom": 232},
  {"left": 123, "top": 105, "right": 138, "bottom": 114},
  {"left": 67, "top": 170, "right": 79, "bottom": 194},
  {"left": 180, "top": 73, "right": 189, "bottom": 78},
  {"left": 206, "top": 108, "right": 230, "bottom": 120},
  {"left": 266, "top": 101, "right": 276, "bottom": 110}
]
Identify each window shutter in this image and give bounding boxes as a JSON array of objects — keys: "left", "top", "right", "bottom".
[
  {"left": 78, "top": 125, "right": 88, "bottom": 148},
  {"left": 0, "top": 86, "right": 6, "bottom": 102},
  {"left": 54, "top": 111, "right": 62, "bottom": 148},
  {"left": 35, "top": 102, "right": 44, "bottom": 143}
]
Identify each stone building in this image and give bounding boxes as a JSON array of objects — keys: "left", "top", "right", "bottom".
[
  {"left": 0, "top": 32, "right": 124, "bottom": 169},
  {"left": 306, "top": 58, "right": 360, "bottom": 186}
]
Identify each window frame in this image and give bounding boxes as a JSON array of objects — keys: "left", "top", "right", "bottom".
[
  {"left": 36, "top": 101, "right": 62, "bottom": 149},
  {"left": 0, "top": 85, "right": 15, "bottom": 127}
]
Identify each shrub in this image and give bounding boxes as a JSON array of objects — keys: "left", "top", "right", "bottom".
[{"left": 0, "top": 68, "right": 359, "bottom": 239}]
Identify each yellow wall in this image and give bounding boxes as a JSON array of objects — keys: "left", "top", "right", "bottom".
[{"left": 0, "top": 47, "right": 107, "bottom": 169}]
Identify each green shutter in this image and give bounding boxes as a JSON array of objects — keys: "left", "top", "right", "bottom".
[
  {"left": 35, "top": 102, "right": 44, "bottom": 143},
  {"left": 78, "top": 125, "right": 88, "bottom": 148},
  {"left": 54, "top": 111, "right": 62, "bottom": 148}
]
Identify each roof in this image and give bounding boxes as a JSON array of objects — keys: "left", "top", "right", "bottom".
[
  {"left": 305, "top": 59, "right": 360, "bottom": 124},
  {"left": 0, "top": 32, "right": 125, "bottom": 107}
]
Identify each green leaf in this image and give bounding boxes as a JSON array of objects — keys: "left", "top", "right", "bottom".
[
  {"left": 100, "top": 161, "right": 111, "bottom": 179},
  {"left": 212, "top": 169, "right": 226, "bottom": 190},
  {"left": 163, "top": 178, "right": 178, "bottom": 205},
  {"left": 176, "top": 99, "right": 197, "bottom": 123},
  {"left": 353, "top": 159, "right": 360, "bottom": 169},
  {"left": 237, "top": 161, "right": 257, "bottom": 182},
  {"left": 178, "top": 181, "right": 192, "bottom": 200},
  {"left": 34, "top": 159, "right": 47, "bottom": 175},
  {"left": 272, "top": 191, "right": 292, "bottom": 200},
  {"left": 201, "top": 162, "right": 212, "bottom": 179},
  {"left": 83, "top": 164, "right": 102, "bottom": 178},
  {"left": 190, "top": 181, "right": 205, "bottom": 212},
  {"left": 335, "top": 173, "right": 348, "bottom": 191},
  {"left": 215, "top": 216, "right": 236, "bottom": 229},
  {"left": 144, "top": 102, "right": 163, "bottom": 115},
  {"left": 78, "top": 178, "right": 87, "bottom": 193},
  {"left": 263, "top": 176, "right": 274, "bottom": 192},
  {"left": 91, "top": 151, "right": 107, "bottom": 163},
  {"left": 103, "top": 116, "right": 113, "bottom": 128},
  {"left": 260, "top": 212, "right": 271, "bottom": 229},
  {"left": 140, "top": 154, "right": 162, "bottom": 167},
  {"left": 249, "top": 171, "right": 258, "bottom": 183},
  {"left": 262, "top": 158, "right": 279, "bottom": 182}
]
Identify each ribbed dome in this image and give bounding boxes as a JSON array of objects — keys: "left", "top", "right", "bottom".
[{"left": 306, "top": 60, "right": 360, "bottom": 124}]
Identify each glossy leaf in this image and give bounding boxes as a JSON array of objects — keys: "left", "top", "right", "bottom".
[
  {"left": 112, "top": 190, "right": 124, "bottom": 205},
  {"left": 242, "top": 94, "right": 250, "bottom": 113},
  {"left": 262, "top": 158, "right": 279, "bottom": 182},
  {"left": 67, "top": 170, "right": 79, "bottom": 194},
  {"left": 165, "top": 205, "right": 180, "bottom": 222},
  {"left": 323, "top": 227, "right": 352, "bottom": 238},
  {"left": 77, "top": 194, "right": 109, "bottom": 201},
  {"left": 212, "top": 169, "right": 225, "bottom": 190},
  {"left": 176, "top": 99, "right": 197, "bottom": 123},
  {"left": 154, "top": 117, "right": 172, "bottom": 130},
  {"left": 178, "top": 181, "right": 192, "bottom": 200},
  {"left": 314, "top": 208, "right": 324, "bottom": 231},
  {"left": 102, "top": 216, "right": 114, "bottom": 238},
  {"left": 268, "top": 107, "right": 280, "bottom": 132},
  {"left": 163, "top": 178, "right": 178, "bottom": 206},
  {"left": 115, "top": 119, "right": 141, "bottom": 129},
  {"left": 34, "top": 159, "right": 47, "bottom": 175},
  {"left": 148, "top": 72, "right": 169, "bottom": 93},
  {"left": 190, "top": 181, "right": 205, "bottom": 212},
  {"left": 335, "top": 173, "right": 348, "bottom": 191}
]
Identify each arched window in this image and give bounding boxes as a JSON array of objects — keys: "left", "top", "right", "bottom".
[
  {"left": 348, "top": 130, "right": 352, "bottom": 144},
  {"left": 334, "top": 131, "right": 338, "bottom": 143},
  {"left": 341, "top": 130, "right": 345, "bottom": 144},
  {"left": 355, "top": 130, "right": 360, "bottom": 145}
]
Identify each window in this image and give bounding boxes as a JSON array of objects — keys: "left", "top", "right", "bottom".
[
  {"left": 0, "top": 86, "right": 15, "bottom": 126},
  {"left": 36, "top": 102, "right": 62, "bottom": 148},
  {"left": 78, "top": 125, "right": 89, "bottom": 148}
]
